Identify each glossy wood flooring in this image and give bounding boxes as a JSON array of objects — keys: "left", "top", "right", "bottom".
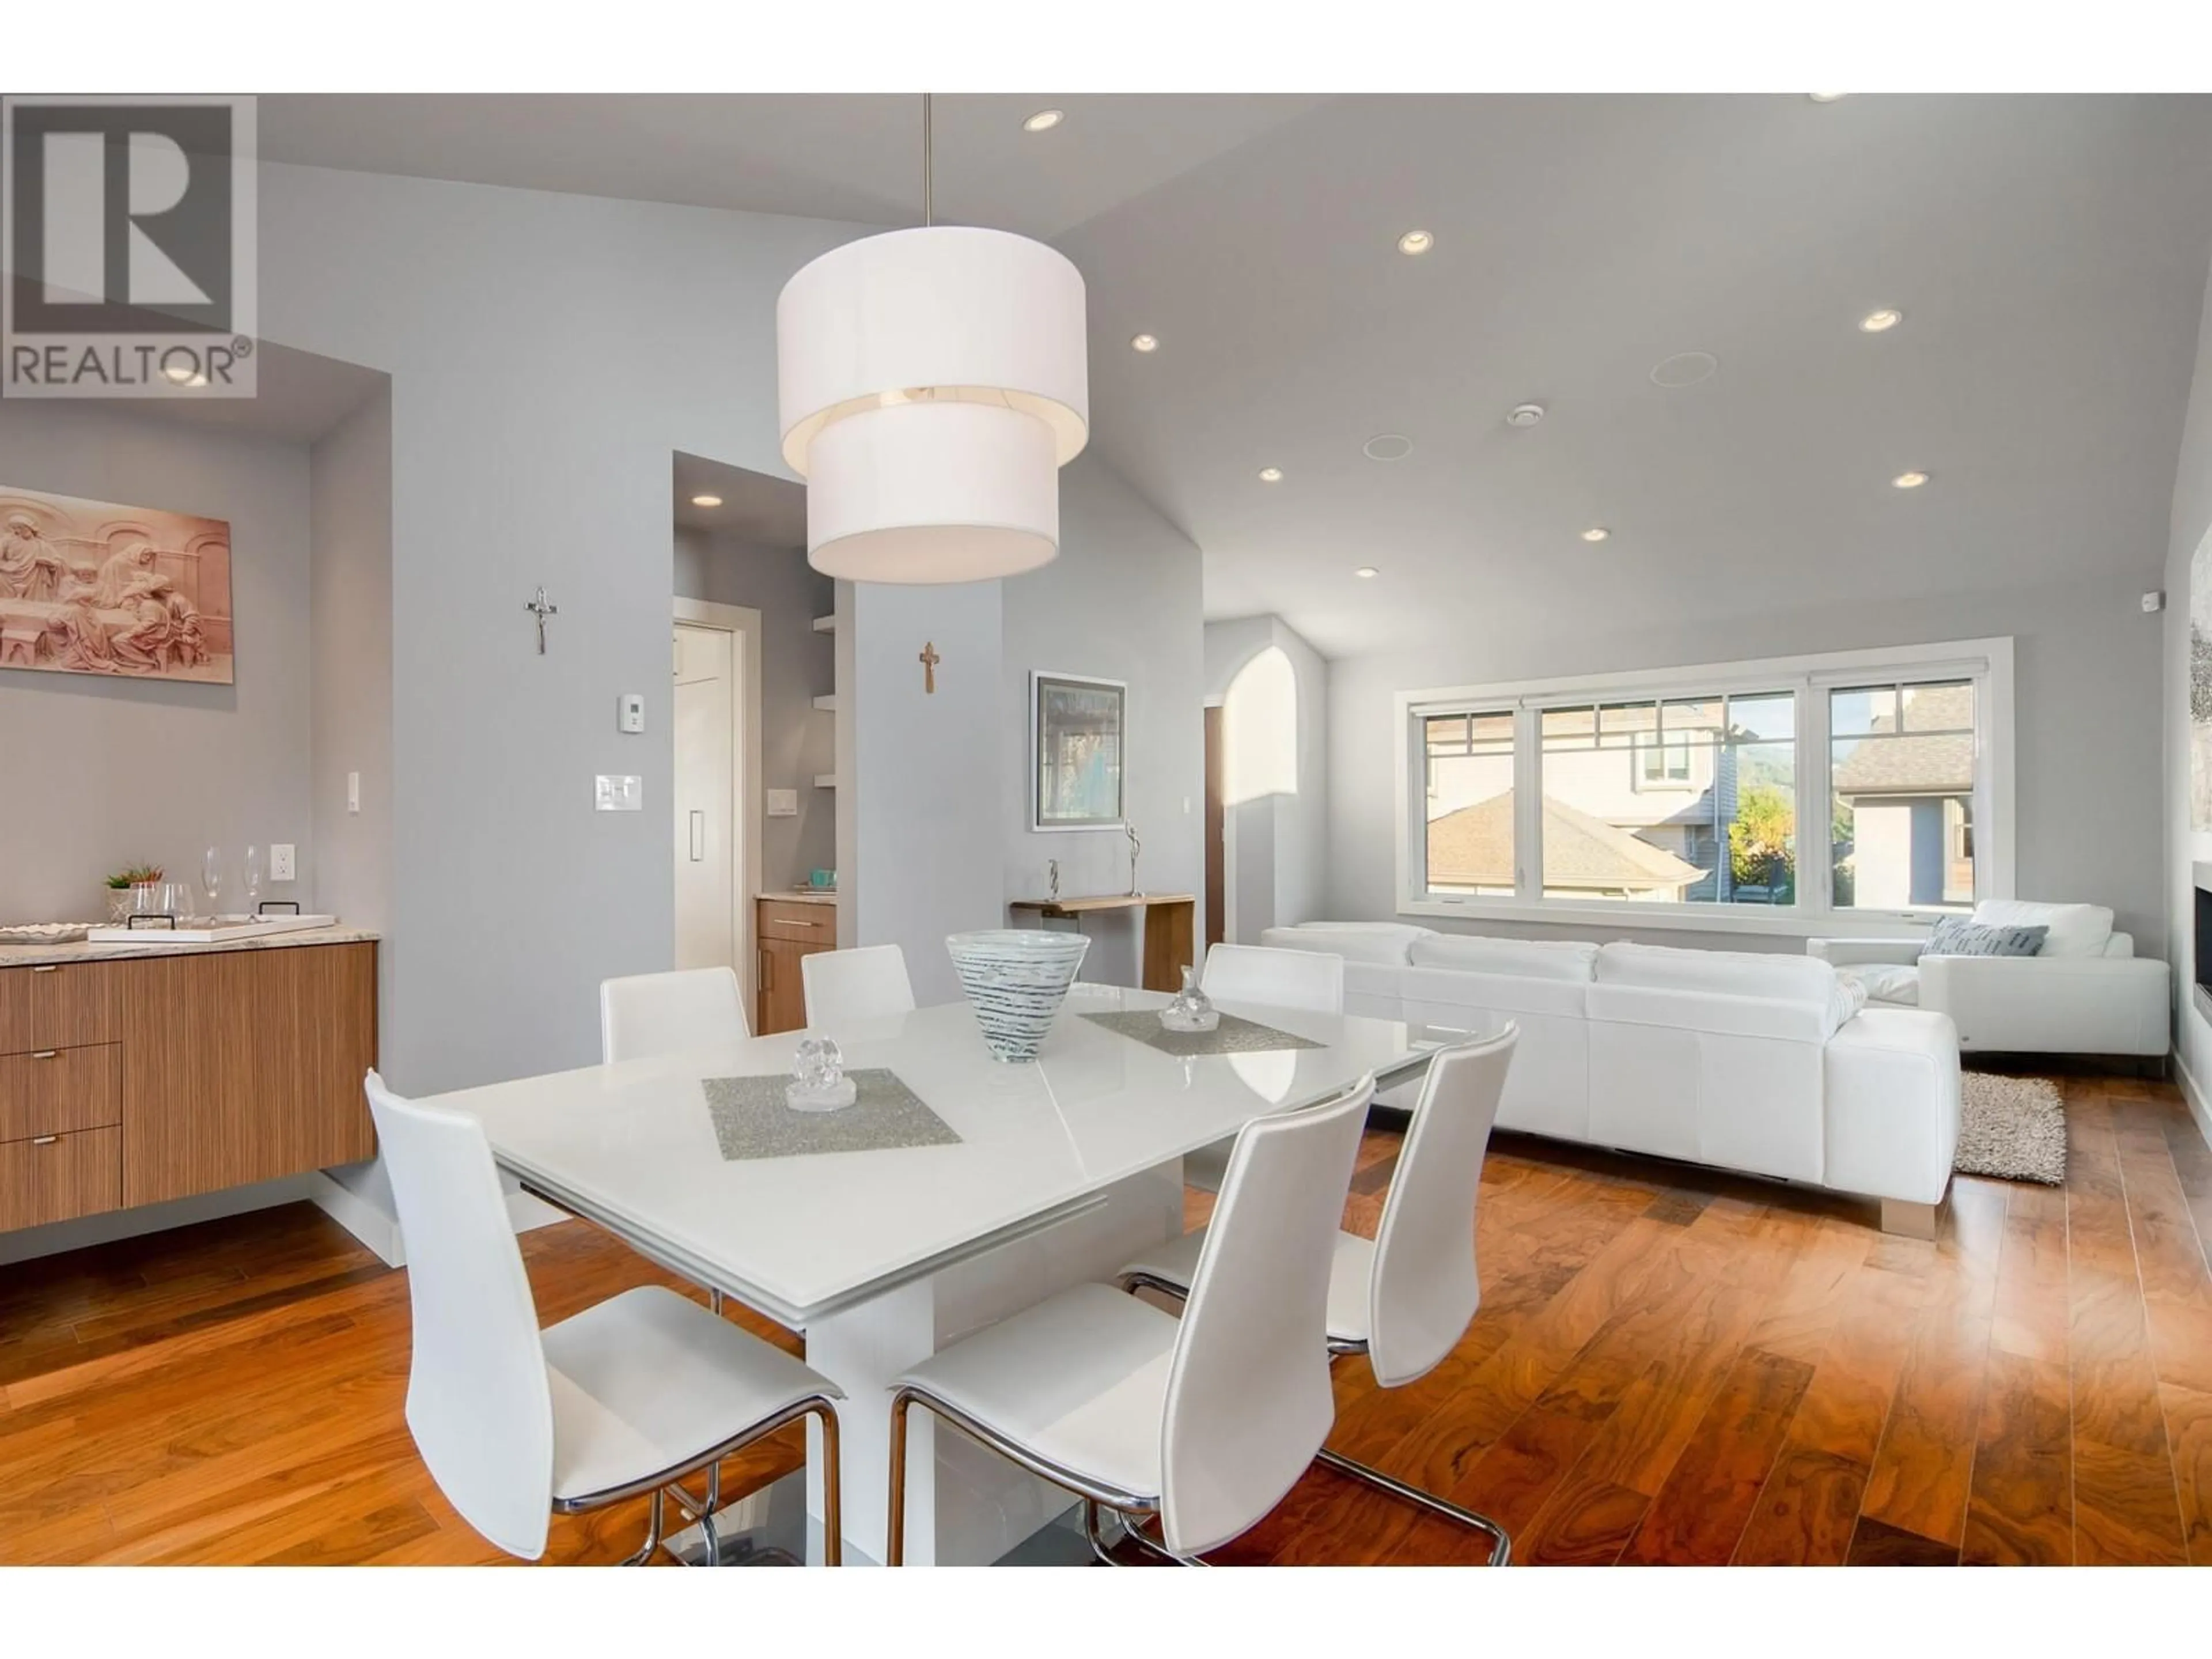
[{"left": 3, "top": 1070, "right": 2209, "bottom": 1566}]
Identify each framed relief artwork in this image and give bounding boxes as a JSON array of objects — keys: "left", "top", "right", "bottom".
[
  {"left": 1032, "top": 671, "right": 1126, "bottom": 831},
  {"left": 0, "top": 485, "right": 234, "bottom": 684}
]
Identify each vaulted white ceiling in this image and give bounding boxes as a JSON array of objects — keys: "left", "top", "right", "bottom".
[{"left": 262, "top": 93, "right": 2212, "bottom": 658}]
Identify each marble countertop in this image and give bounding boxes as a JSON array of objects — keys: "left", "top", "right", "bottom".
[
  {"left": 0, "top": 925, "right": 381, "bottom": 969},
  {"left": 758, "top": 890, "right": 839, "bottom": 907}
]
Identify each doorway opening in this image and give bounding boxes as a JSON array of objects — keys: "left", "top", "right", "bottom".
[{"left": 672, "top": 599, "right": 763, "bottom": 1003}]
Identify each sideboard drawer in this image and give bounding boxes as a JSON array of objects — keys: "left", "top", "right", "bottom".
[
  {"left": 758, "top": 900, "right": 835, "bottom": 943},
  {"left": 0, "top": 1043, "right": 121, "bottom": 1142},
  {"left": 0, "top": 1125, "right": 122, "bottom": 1232},
  {"left": 0, "top": 962, "right": 119, "bottom": 1055}
]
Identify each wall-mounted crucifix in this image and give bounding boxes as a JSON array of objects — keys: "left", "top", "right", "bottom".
[
  {"left": 525, "top": 586, "right": 559, "bottom": 655},
  {"left": 919, "top": 639, "right": 941, "bottom": 694}
]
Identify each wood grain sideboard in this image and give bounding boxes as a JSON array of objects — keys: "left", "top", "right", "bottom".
[
  {"left": 0, "top": 940, "right": 377, "bottom": 1234},
  {"left": 757, "top": 895, "right": 836, "bottom": 1035}
]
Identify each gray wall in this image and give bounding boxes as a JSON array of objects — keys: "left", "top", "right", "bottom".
[
  {"left": 673, "top": 527, "right": 836, "bottom": 894},
  {"left": 248, "top": 161, "right": 866, "bottom": 1093},
  {"left": 1003, "top": 456, "right": 1206, "bottom": 982},
  {"left": 310, "top": 385, "right": 393, "bottom": 937},
  {"left": 2164, "top": 243, "right": 2212, "bottom": 1093},
  {"left": 0, "top": 400, "right": 315, "bottom": 922},
  {"left": 1204, "top": 614, "right": 1330, "bottom": 942},
  {"left": 1331, "top": 573, "right": 2169, "bottom": 956},
  {"left": 851, "top": 580, "right": 1005, "bottom": 1006}
]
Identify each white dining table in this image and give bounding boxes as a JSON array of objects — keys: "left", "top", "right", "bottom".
[{"left": 437, "top": 981, "right": 1431, "bottom": 1565}]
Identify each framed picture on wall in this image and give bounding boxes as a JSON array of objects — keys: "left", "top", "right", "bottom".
[
  {"left": 1032, "top": 671, "right": 1127, "bottom": 831},
  {"left": 0, "top": 484, "right": 234, "bottom": 684}
]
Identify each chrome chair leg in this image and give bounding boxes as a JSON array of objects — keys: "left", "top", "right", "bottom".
[
  {"left": 1313, "top": 1446, "right": 1510, "bottom": 1565},
  {"left": 623, "top": 1488, "right": 666, "bottom": 1565}
]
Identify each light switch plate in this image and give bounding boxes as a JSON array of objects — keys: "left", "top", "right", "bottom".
[
  {"left": 594, "top": 774, "right": 643, "bottom": 812},
  {"left": 346, "top": 771, "right": 361, "bottom": 815},
  {"left": 270, "top": 843, "right": 296, "bottom": 882},
  {"left": 766, "top": 788, "right": 798, "bottom": 818},
  {"left": 618, "top": 692, "right": 646, "bottom": 734}
]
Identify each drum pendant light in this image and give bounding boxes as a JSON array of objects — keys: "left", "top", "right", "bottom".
[{"left": 776, "top": 94, "right": 1090, "bottom": 582}]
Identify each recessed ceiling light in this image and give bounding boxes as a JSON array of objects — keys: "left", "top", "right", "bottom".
[
  {"left": 1362, "top": 434, "right": 1415, "bottom": 461},
  {"left": 1808, "top": 93, "right": 1850, "bottom": 103},
  {"left": 1022, "top": 108, "right": 1065, "bottom": 133},
  {"left": 1892, "top": 471, "right": 1930, "bottom": 490},
  {"left": 1130, "top": 333, "right": 1158, "bottom": 353},
  {"left": 1582, "top": 527, "right": 1611, "bottom": 543},
  {"left": 1505, "top": 403, "right": 1546, "bottom": 428},
  {"left": 1257, "top": 467, "right": 1283, "bottom": 483},
  {"left": 690, "top": 494, "right": 724, "bottom": 507},
  {"left": 1355, "top": 566, "right": 1380, "bottom": 579},
  {"left": 1650, "top": 351, "right": 1719, "bottom": 388},
  {"left": 1859, "top": 308, "right": 1903, "bottom": 333},
  {"left": 1397, "top": 229, "right": 1434, "bottom": 256}
]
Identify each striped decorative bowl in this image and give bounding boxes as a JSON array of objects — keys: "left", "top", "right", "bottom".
[{"left": 946, "top": 929, "right": 1090, "bottom": 1063}]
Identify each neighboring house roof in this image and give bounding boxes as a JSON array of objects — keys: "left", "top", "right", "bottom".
[
  {"left": 1831, "top": 683, "right": 1974, "bottom": 797},
  {"left": 1427, "top": 789, "right": 1705, "bottom": 892}
]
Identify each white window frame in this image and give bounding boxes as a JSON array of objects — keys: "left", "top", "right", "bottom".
[{"left": 1393, "top": 637, "right": 2014, "bottom": 938}]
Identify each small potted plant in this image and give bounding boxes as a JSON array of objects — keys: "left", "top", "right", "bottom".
[{"left": 105, "top": 863, "right": 164, "bottom": 924}]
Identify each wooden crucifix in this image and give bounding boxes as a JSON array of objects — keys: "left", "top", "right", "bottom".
[
  {"left": 919, "top": 639, "right": 941, "bottom": 694},
  {"left": 525, "top": 586, "right": 559, "bottom": 655}
]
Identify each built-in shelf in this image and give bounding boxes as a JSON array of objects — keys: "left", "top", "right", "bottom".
[
  {"left": 813, "top": 774, "right": 836, "bottom": 789},
  {"left": 812, "top": 694, "right": 838, "bottom": 712},
  {"left": 812, "top": 615, "right": 837, "bottom": 633}
]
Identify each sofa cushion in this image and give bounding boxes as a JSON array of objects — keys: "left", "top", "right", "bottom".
[
  {"left": 1260, "top": 924, "right": 1431, "bottom": 967},
  {"left": 1839, "top": 963, "right": 1921, "bottom": 1006},
  {"left": 1409, "top": 934, "right": 1599, "bottom": 982},
  {"left": 1594, "top": 941, "right": 1836, "bottom": 1004},
  {"left": 1927, "top": 917, "right": 2046, "bottom": 957},
  {"left": 1969, "top": 900, "right": 2112, "bottom": 959}
]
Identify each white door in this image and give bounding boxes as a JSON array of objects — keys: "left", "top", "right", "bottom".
[{"left": 673, "top": 623, "right": 738, "bottom": 972}]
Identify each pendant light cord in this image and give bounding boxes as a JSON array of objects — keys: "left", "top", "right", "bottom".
[{"left": 922, "top": 92, "right": 934, "bottom": 227}]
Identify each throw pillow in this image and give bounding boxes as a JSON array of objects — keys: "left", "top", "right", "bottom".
[{"left": 1925, "top": 917, "right": 2047, "bottom": 957}]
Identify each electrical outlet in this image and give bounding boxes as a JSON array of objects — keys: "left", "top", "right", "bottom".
[{"left": 270, "top": 843, "right": 297, "bottom": 882}]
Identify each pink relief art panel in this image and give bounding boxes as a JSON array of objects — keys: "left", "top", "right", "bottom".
[{"left": 0, "top": 484, "right": 233, "bottom": 685}]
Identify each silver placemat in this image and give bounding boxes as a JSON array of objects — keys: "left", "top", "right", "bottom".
[
  {"left": 1081, "top": 1010, "right": 1325, "bottom": 1058},
  {"left": 700, "top": 1069, "right": 961, "bottom": 1162}
]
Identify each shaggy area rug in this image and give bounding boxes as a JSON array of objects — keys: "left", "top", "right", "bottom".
[{"left": 1956, "top": 1071, "right": 2067, "bottom": 1185}]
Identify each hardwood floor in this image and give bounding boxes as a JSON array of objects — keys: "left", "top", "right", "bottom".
[{"left": 2, "top": 1070, "right": 2209, "bottom": 1566}]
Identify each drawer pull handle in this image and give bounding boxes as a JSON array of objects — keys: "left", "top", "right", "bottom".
[
  {"left": 31, "top": 964, "right": 59, "bottom": 974},
  {"left": 31, "top": 1050, "right": 58, "bottom": 1060},
  {"left": 32, "top": 1135, "right": 59, "bottom": 1146}
]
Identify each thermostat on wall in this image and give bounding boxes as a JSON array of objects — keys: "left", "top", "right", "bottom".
[{"left": 618, "top": 692, "right": 646, "bottom": 733}]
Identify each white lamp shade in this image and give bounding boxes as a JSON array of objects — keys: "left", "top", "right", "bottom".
[
  {"left": 806, "top": 401, "right": 1059, "bottom": 583},
  {"left": 778, "top": 226, "right": 1089, "bottom": 477}
]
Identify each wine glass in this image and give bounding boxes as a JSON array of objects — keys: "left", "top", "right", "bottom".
[
  {"left": 243, "top": 845, "right": 264, "bottom": 912},
  {"left": 202, "top": 846, "right": 222, "bottom": 916}
]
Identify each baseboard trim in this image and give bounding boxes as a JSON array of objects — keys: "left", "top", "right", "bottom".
[
  {"left": 2175, "top": 1052, "right": 2212, "bottom": 1156},
  {"left": 305, "top": 1171, "right": 406, "bottom": 1267},
  {"left": 0, "top": 1175, "right": 318, "bottom": 1269}
]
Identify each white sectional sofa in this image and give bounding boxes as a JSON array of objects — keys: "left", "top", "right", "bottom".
[
  {"left": 1806, "top": 900, "right": 2169, "bottom": 1060},
  {"left": 1259, "top": 922, "right": 1962, "bottom": 1233}
]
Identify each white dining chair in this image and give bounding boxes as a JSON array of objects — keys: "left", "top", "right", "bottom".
[
  {"left": 884, "top": 1074, "right": 1373, "bottom": 1566},
  {"left": 599, "top": 965, "right": 749, "bottom": 1063},
  {"left": 599, "top": 967, "right": 751, "bottom": 1321},
  {"left": 1117, "top": 1026, "right": 1518, "bottom": 1563},
  {"left": 367, "top": 1070, "right": 846, "bottom": 1565},
  {"left": 1183, "top": 943, "right": 1349, "bottom": 1193},
  {"left": 801, "top": 944, "right": 916, "bottom": 1029}
]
